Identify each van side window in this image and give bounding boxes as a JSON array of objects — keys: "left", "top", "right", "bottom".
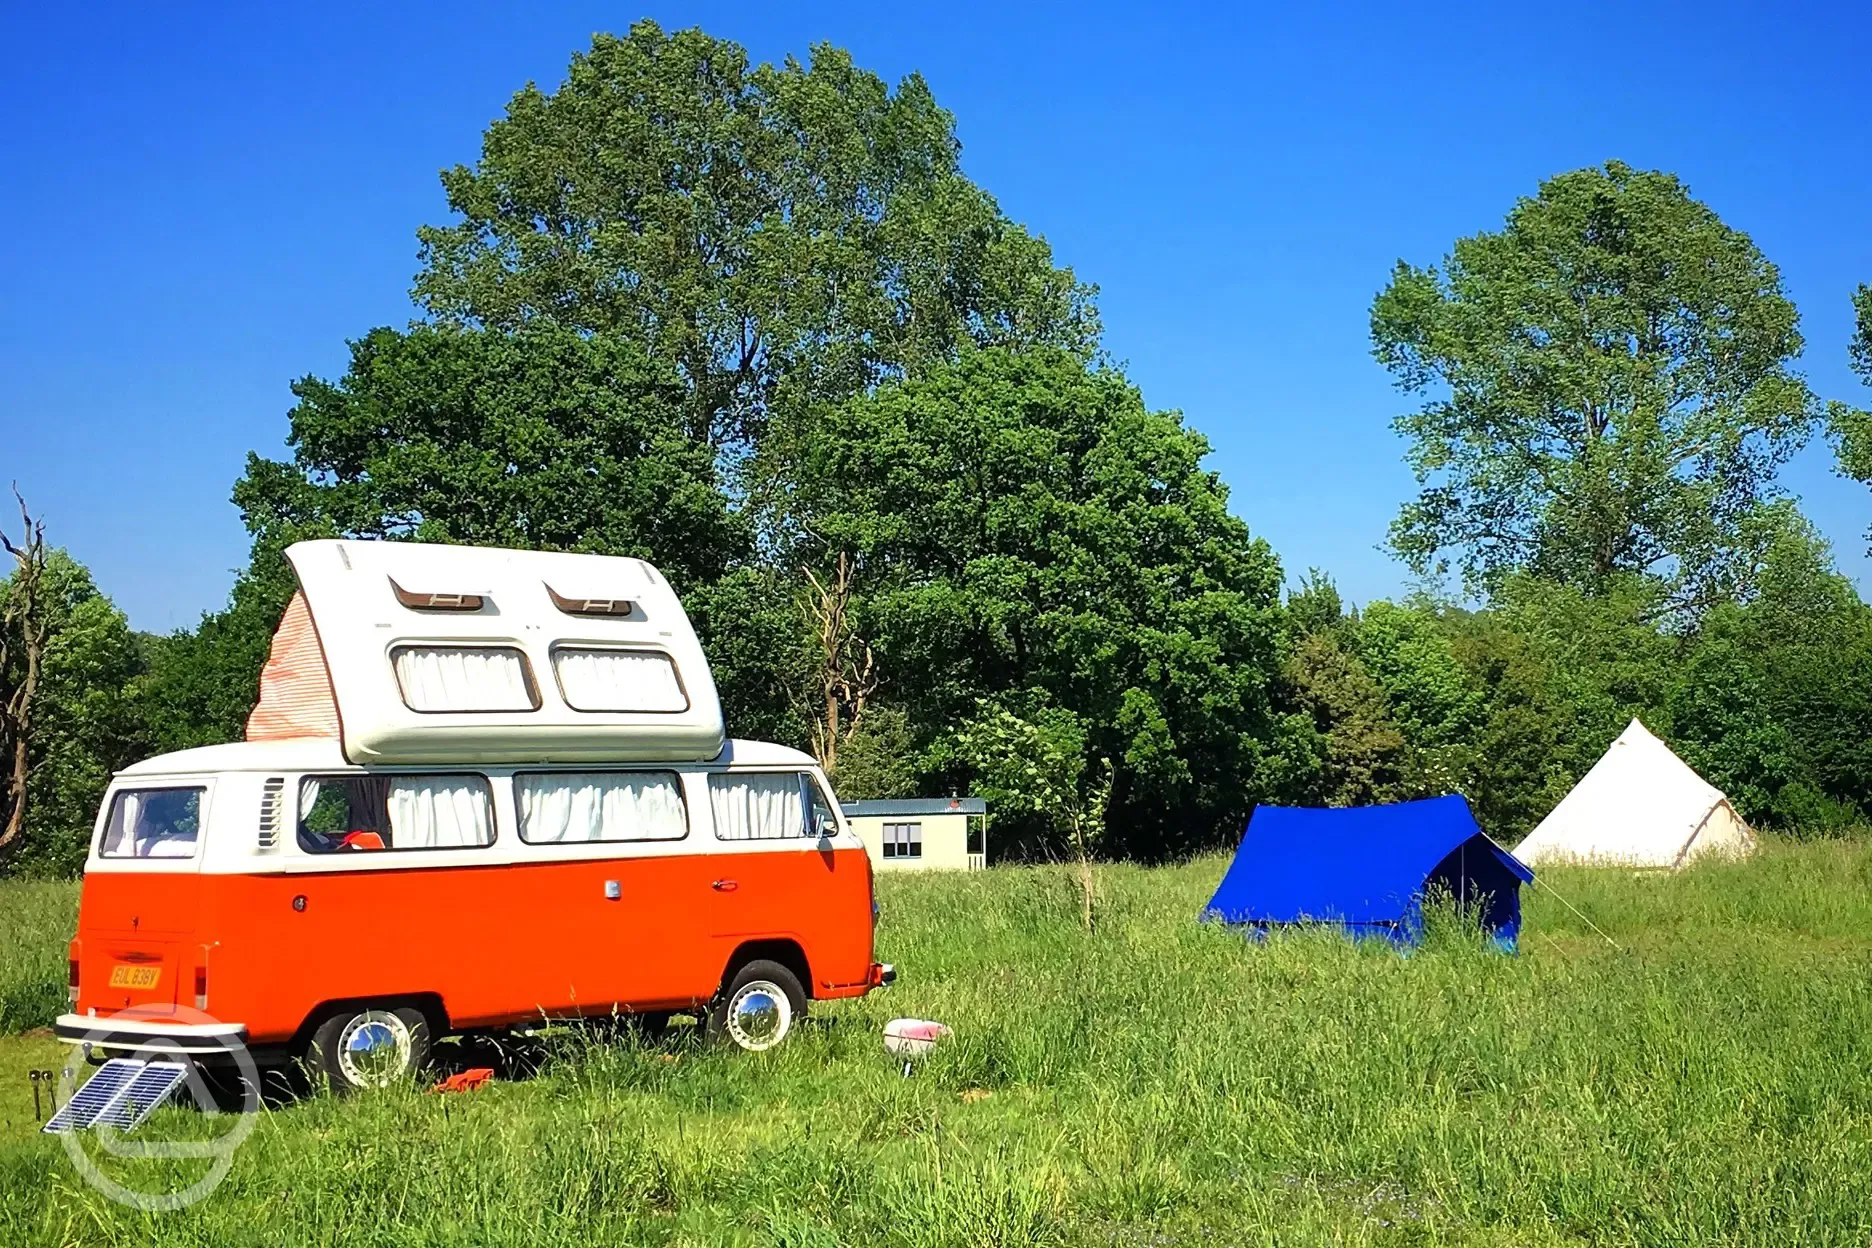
[
  {"left": 709, "top": 772, "right": 809, "bottom": 840},
  {"left": 551, "top": 647, "right": 689, "bottom": 713},
  {"left": 99, "top": 787, "right": 205, "bottom": 859},
  {"left": 516, "top": 772, "right": 687, "bottom": 843},
  {"left": 297, "top": 775, "right": 495, "bottom": 852},
  {"left": 807, "top": 778, "right": 838, "bottom": 838},
  {"left": 392, "top": 645, "right": 540, "bottom": 713}
]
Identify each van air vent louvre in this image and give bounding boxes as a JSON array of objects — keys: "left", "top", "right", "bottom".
[
  {"left": 546, "top": 585, "right": 636, "bottom": 618},
  {"left": 258, "top": 776, "right": 286, "bottom": 850}
]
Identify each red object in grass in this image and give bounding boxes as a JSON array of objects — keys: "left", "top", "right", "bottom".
[
  {"left": 340, "top": 831, "right": 386, "bottom": 851},
  {"left": 429, "top": 1068, "right": 495, "bottom": 1094}
]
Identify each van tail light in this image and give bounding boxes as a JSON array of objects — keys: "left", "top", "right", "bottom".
[
  {"left": 68, "top": 958, "right": 80, "bottom": 1003},
  {"left": 194, "top": 965, "right": 209, "bottom": 1011}
]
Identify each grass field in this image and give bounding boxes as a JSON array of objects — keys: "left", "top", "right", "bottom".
[
  {"left": 5, "top": 843, "right": 1872, "bottom": 1245},
  {"left": 0, "top": 880, "right": 78, "bottom": 1035}
]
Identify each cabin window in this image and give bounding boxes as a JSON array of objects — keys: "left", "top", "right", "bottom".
[
  {"left": 807, "top": 777, "right": 839, "bottom": 839},
  {"left": 709, "top": 772, "right": 807, "bottom": 841},
  {"left": 297, "top": 775, "right": 495, "bottom": 852},
  {"left": 551, "top": 647, "right": 688, "bottom": 713},
  {"left": 392, "top": 645, "right": 539, "bottom": 713},
  {"left": 99, "top": 787, "right": 205, "bottom": 859},
  {"left": 882, "top": 822, "right": 923, "bottom": 860},
  {"left": 515, "top": 772, "right": 687, "bottom": 843}
]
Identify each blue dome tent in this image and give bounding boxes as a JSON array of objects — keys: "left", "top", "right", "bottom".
[{"left": 1203, "top": 795, "right": 1534, "bottom": 949}]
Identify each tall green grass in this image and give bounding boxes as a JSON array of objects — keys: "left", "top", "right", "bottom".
[
  {"left": 0, "top": 879, "right": 76, "bottom": 1033},
  {"left": 4, "top": 843, "right": 1872, "bottom": 1244}
]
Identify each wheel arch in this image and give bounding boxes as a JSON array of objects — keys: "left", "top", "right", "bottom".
[{"left": 719, "top": 939, "right": 813, "bottom": 1000}]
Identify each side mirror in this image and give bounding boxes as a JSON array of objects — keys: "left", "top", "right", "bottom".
[{"left": 814, "top": 814, "right": 838, "bottom": 840}]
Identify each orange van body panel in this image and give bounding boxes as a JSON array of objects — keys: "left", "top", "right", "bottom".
[
  {"left": 74, "top": 873, "right": 203, "bottom": 1017},
  {"left": 74, "top": 845, "right": 875, "bottom": 1045}
]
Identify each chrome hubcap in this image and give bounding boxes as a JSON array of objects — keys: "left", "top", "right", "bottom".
[
  {"left": 336, "top": 1010, "right": 412, "bottom": 1088},
  {"left": 726, "top": 981, "right": 791, "bottom": 1051}
]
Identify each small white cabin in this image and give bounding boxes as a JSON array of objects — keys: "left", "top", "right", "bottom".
[
  {"left": 841, "top": 798, "right": 987, "bottom": 871},
  {"left": 250, "top": 540, "right": 725, "bottom": 765}
]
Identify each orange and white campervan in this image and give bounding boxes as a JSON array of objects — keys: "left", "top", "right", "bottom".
[{"left": 58, "top": 540, "right": 890, "bottom": 1091}]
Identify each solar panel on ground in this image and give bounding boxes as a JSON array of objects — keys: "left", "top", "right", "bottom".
[
  {"left": 43, "top": 1059, "right": 144, "bottom": 1133},
  {"left": 43, "top": 1058, "right": 193, "bottom": 1134},
  {"left": 96, "top": 1061, "right": 191, "bottom": 1130}
]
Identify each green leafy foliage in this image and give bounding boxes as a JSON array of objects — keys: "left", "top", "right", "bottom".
[
  {"left": 0, "top": 553, "right": 148, "bottom": 876},
  {"left": 1273, "top": 521, "right": 1872, "bottom": 840},
  {"left": 16, "top": 39, "right": 1872, "bottom": 876},
  {"left": 413, "top": 21, "right": 1097, "bottom": 451},
  {"left": 1279, "top": 630, "right": 1410, "bottom": 807},
  {"left": 828, "top": 707, "right": 920, "bottom": 802},
  {"left": 796, "top": 347, "right": 1287, "bottom": 858},
  {"left": 1373, "top": 162, "right": 1822, "bottom": 612},
  {"left": 239, "top": 324, "right": 746, "bottom": 587}
]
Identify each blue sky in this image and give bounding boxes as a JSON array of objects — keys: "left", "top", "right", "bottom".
[{"left": 3, "top": 1, "right": 1869, "bottom": 631}]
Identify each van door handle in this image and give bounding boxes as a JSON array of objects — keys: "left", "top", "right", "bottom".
[{"left": 711, "top": 879, "right": 739, "bottom": 892}]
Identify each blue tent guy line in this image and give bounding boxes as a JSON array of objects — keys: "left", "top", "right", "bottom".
[{"left": 1203, "top": 795, "right": 1535, "bottom": 949}]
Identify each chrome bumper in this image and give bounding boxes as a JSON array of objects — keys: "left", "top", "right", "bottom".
[{"left": 54, "top": 1012, "right": 249, "bottom": 1055}]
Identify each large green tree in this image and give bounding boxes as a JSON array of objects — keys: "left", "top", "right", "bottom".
[
  {"left": 236, "top": 324, "right": 744, "bottom": 585},
  {"left": 1372, "top": 162, "right": 1823, "bottom": 612},
  {"left": 149, "top": 21, "right": 1103, "bottom": 755},
  {"left": 414, "top": 21, "right": 1097, "bottom": 453},
  {"left": 794, "top": 347, "right": 1287, "bottom": 858}
]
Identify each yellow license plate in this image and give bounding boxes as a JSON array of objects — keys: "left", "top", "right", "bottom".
[{"left": 108, "top": 965, "right": 161, "bottom": 990}]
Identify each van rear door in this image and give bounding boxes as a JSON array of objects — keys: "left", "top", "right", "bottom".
[{"left": 76, "top": 783, "right": 210, "bottom": 1017}]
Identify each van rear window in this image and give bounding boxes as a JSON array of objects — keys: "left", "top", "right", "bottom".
[
  {"left": 298, "top": 775, "right": 495, "bottom": 853},
  {"left": 99, "top": 788, "right": 205, "bottom": 859}
]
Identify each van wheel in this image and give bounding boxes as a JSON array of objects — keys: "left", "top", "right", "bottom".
[
  {"left": 708, "top": 960, "right": 806, "bottom": 1052},
  {"left": 308, "top": 1006, "right": 432, "bottom": 1094}
]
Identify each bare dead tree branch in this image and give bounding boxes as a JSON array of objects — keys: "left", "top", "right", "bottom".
[
  {"left": 0, "top": 486, "right": 49, "bottom": 864},
  {"left": 800, "top": 551, "right": 881, "bottom": 776}
]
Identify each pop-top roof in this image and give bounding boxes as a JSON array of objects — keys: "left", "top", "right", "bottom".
[{"left": 247, "top": 540, "right": 725, "bottom": 766}]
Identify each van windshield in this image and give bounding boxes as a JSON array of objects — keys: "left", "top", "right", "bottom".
[{"left": 99, "top": 787, "right": 205, "bottom": 859}]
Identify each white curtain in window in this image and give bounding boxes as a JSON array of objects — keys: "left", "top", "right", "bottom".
[
  {"left": 708, "top": 773, "right": 805, "bottom": 841},
  {"left": 387, "top": 778, "right": 494, "bottom": 848},
  {"left": 100, "top": 791, "right": 142, "bottom": 857},
  {"left": 297, "top": 778, "right": 327, "bottom": 824},
  {"left": 517, "top": 773, "right": 687, "bottom": 843},
  {"left": 394, "top": 646, "right": 534, "bottom": 712},
  {"left": 554, "top": 648, "right": 686, "bottom": 712}
]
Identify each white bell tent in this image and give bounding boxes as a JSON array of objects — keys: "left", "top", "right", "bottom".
[{"left": 1513, "top": 719, "right": 1757, "bottom": 870}]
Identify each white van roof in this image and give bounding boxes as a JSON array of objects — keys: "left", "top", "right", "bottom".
[
  {"left": 119, "top": 737, "right": 817, "bottom": 778},
  {"left": 248, "top": 540, "right": 727, "bottom": 766}
]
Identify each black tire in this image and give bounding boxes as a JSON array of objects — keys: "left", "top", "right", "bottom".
[
  {"left": 307, "top": 1005, "right": 432, "bottom": 1095},
  {"left": 707, "top": 960, "right": 807, "bottom": 1052}
]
